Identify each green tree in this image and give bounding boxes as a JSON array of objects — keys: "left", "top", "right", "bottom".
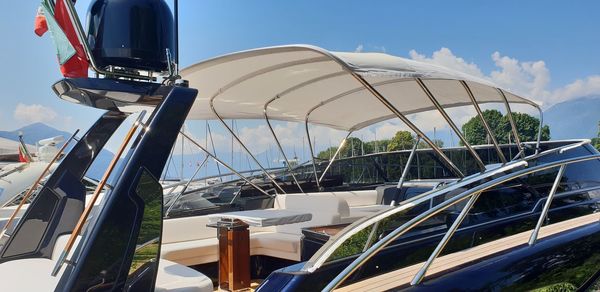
[
  {"left": 510, "top": 112, "right": 550, "bottom": 143},
  {"left": 387, "top": 131, "right": 415, "bottom": 151},
  {"left": 462, "top": 109, "right": 550, "bottom": 145},
  {"left": 316, "top": 137, "right": 373, "bottom": 159},
  {"left": 462, "top": 109, "right": 504, "bottom": 145},
  {"left": 417, "top": 139, "right": 444, "bottom": 149},
  {"left": 365, "top": 139, "right": 390, "bottom": 153},
  {"left": 317, "top": 146, "right": 338, "bottom": 160},
  {"left": 592, "top": 121, "right": 600, "bottom": 151}
]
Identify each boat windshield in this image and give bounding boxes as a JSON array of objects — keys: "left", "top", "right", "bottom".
[{"left": 163, "top": 140, "right": 582, "bottom": 219}]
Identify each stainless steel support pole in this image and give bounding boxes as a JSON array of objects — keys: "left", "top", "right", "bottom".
[
  {"left": 349, "top": 74, "right": 464, "bottom": 178},
  {"left": 528, "top": 164, "right": 566, "bottom": 245},
  {"left": 209, "top": 99, "right": 286, "bottom": 194},
  {"left": 497, "top": 88, "right": 525, "bottom": 159},
  {"left": 179, "top": 131, "right": 272, "bottom": 197},
  {"left": 416, "top": 78, "right": 486, "bottom": 172},
  {"left": 461, "top": 81, "right": 507, "bottom": 164},
  {"left": 534, "top": 105, "right": 544, "bottom": 155},
  {"left": 165, "top": 155, "right": 210, "bottom": 217},
  {"left": 391, "top": 136, "right": 421, "bottom": 206},
  {"left": 264, "top": 96, "right": 304, "bottom": 193},
  {"left": 319, "top": 131, "right": 352, "bottom": 184},
  {"left": 305, "top": 117, "right": 322, "bottom": 190},
  {"left": 411, "top": 192, "right": 481, "bottom": 285}
]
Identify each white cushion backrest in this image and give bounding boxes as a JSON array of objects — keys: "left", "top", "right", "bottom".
[
  {"left": 162, "top": 216, "right": 213, "bottom": 244},
  {"left": 327, "top": 190, "right": 379, "bottom": 207},
  {"left": 275, "top": 194, "right": 349, "bottom": 234},
  {"left": 273, "top": 194, "right": 286, "bottom": 209}
]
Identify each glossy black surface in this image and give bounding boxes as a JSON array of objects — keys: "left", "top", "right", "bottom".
[
  {"left": 86, "top": 0, "right": 175, "bottom": 71},
  {"left": 56, "top": 85, "right": 197, "bottom": 291},
  {"left": 0, "top": 111, "right": 126, "bottom": 262},
  {"left": 52, "top": 77, "right": 171, "bottom": 111},
  {"left": 405, "top": 222, "right": 600, "bottom": 291}
]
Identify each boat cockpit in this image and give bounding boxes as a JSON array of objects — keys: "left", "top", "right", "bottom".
[{"left": 1, "top": 8, "right": 599, "bottom": 290}]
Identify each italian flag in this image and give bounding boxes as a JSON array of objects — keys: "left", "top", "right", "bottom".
[{"left": 34, "top": 0, "right": 88, "bottom": 78}]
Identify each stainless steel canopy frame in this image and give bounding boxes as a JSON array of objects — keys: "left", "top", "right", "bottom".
[
  {"left": 498, "top": 88, "right": 525, "bottom": 159},
  {"left": 319, "top": 132, "right": 352, "bottom": 184},
  {"left": 179, "top": 131, "right": 272, "bottom": 197},
  {"left": 182, "top": 45, "right": 548, "bottom": 191},
  {"left": 349, "top": 73, "right": 465, "bottom": 178},
  {"left": 416, "top": 78, "right": 486, "bottom": 172},
  {"left": 391, "top": 136, "right": 421, "bottom": 206},
  {"left": 165, "top": 155, "right": 210, "bottom": 217},
  {"left": 461, "top": 80, "right": 508, "bottom": 164},
  {"left": 264, "top": 95, "right": 304, "bottom": 193},
  {"left": 305, "top": 116, "right": 322, "bottom": 190},
  {"left": 209, "top": 97, "right": 287, "bottom": 194}
]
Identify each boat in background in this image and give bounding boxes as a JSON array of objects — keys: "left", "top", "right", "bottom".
[{"left": 0, "top": 135, "right": 65, "bottom": 210}]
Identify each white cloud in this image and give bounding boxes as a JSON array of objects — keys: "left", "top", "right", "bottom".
[
  {"left": 548, "top": 75, "right": 600, "bottom": 105},
  {"left": 409, "top": 48, "right": 484, "bottom": 78},
  {"left": 13, "top": 103, "right": 58, "bottom": 124},
  {"left": 354, "top": 44, "right": 386, "bottom": 53},
  {"left": 408, "top": 48, "right": 600, "bottom": 108}
]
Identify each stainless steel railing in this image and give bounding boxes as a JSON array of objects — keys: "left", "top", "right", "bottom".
[{"left": 323, "top": 153, "right": 600, "bottom": 291}]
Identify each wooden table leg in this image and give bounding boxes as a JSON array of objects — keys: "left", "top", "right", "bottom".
[{"left": 218, "top": 219, "right": 250, "bottom": 291}]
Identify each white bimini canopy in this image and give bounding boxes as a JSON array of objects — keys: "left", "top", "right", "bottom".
[{"left": 181, "top": 45, "right": 538, "bottom": 131}]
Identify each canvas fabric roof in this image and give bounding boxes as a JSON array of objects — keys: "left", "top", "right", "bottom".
[{"left": 181, "top": 45, "right": 538, "bottom": 131}]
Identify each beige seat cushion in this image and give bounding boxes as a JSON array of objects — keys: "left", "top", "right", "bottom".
[
  {"left": 347, "top": 205, "right": 393, "bottom": 220},
  {"left": 161, "top": 237, "right": 220, "bottom": 266},
  {"left": 156, "top": 259, "right": 213, "bottom": 292},
  {"left": 0, "top": 258, "right": 61, "bottom": 291},
  {"left": 251, "top": 232, "right": 302, "bottom": 261},
  {"left": 161, "top": 231, "right": 303, "bottom": 266},
  {"left": 275, "top": 194, "right": 349, "bottom": 234}
]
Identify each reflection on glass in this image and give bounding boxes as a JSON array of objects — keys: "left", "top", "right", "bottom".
[{"left": 128, "top": 169, "right": 163, "bottom": 276}]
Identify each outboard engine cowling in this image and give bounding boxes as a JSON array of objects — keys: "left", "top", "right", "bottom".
[{"left": 86, "top": 0, "right": 175, "bottom": 72}]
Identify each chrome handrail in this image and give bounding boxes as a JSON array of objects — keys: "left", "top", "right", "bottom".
[
  {"left": 304, "top": 159, "right": 528, "bottom": 273},
  {"left": 528, "top": 163, "right": 566, "bottom": 246},
  {"left": 410, "top": 191, "right": 481, "bottom": 285},
  {"left": 305, "top": 138, "right": 593, "bottom": 273},
  {"left": 323, "top": 153, "right": 600, "bottom": 291}
]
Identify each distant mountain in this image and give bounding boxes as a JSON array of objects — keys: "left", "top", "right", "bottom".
[
  {"left": 0, "top": 122, "right": 72, "bottom": 145},
  {"left": 544, "top": 96, "right": 600, "bottom": 140}
]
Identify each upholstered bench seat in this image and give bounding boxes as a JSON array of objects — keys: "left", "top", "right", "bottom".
[{"left": 161, "top": 231, "right": 302, "bottom": 266}]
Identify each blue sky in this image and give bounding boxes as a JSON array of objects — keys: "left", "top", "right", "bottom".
[{"left": 1, "top": 1, "right": 599, "bottom": 166}]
